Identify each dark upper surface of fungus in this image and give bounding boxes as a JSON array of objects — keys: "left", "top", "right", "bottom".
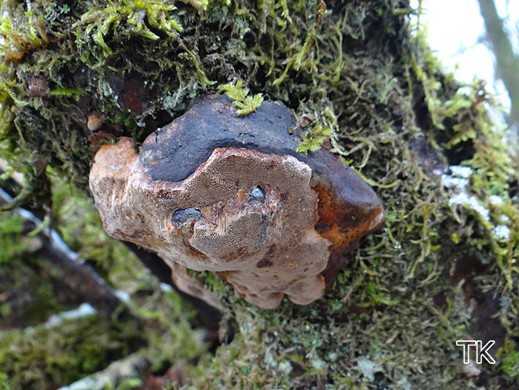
[
  {"left": 140, "top": 96, "right": 299, "bottom": 183},
  {"left": 89, "top": 95, "right": 384, "bottom": 309}
]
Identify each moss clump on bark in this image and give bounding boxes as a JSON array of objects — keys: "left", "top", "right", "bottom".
[
  {"left": 0, "top": 0, "right": 517, "bottom": 388},
  {"left": 0, "top": 250, "right": 73, "bottom": 328},
  {"left": 0, "top": 212, "right": 30, "bottom": 264},
  {"left": 0, "top": 316, "right": 144, "bottom": 389}
]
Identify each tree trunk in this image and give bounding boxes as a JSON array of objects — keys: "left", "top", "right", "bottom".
[
  {"left": 477, "top": 0, "right": 519, "bottom": 130},
  {"left": 0, "top": 0, "right": 517, "bottom": 388}
]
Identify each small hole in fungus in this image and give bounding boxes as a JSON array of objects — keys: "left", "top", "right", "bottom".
[
  {"left": 172, "top": 208, "right": 202, "bottom": 225},
  {"left": 248, "top": 186, "right": 265, "bottom": 203}
]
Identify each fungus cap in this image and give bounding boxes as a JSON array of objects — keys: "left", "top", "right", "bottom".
[{"left": 89, "top": 95, "right": 384, "bottom": 309}]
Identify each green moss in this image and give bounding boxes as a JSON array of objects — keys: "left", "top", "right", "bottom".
[
  {"left": 502, "top": 351, "right": 519, "bottom": 379},
  {"left": 219, "top": 79, "right": 263, "bottom": 115},
  {"left": 498, "top": 339, "right": 519, "bottom": 379},
  {"left": 0, "top": 255, "right": 75, "bottom": 328},
  {"left": 48, "top": 87, "right": 85, "bottom": 99},
  {"left": 0, "top": 212, "right": 28, "bottom": 264},
  {"left": 0, "top": 7, "right": 47, "bottom": 62},
  {"left": 0, "top": 373, "right": 10, "bottom": 390},
  {"left": 296, "top": 107, "right": 336, "bottom": 153},
  {"left": 111, "top": 378, "right": 143, "bottom": 390},
  {"left": 131, "top": 288, "right": 206, "bottom": 373},
  {"left": 0, "top": 316, "right": 144, "bottom": 389},
  {"left": 76, "top": 0, "right": 183, "bottom": 57}
]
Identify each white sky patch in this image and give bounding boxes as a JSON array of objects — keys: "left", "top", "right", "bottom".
[
  {"left": 441, "top": 176, "right": 469, "bottom": 191},
  {"left": 492, "top": 225, "right": 511, "bottom": 240},
  {"left": 58, "top": 376, "right": 106, "bottom": 390},
  {"left": 449, "top": 165, "right": 474, "bottom": 178},
  {"left": 45, "top": 303, "right": 97, "bottom": 329},
  {"left": 495, "top": 0, "right": 519, "bottom": 55},
  {"left": 160, "top": 282, "right": 174, "bottom": 292},
  {"left": 114, "top": 290, "right": 131, "bottom": 303},
  {"left": 58, "top": 355, "right": 148, "bottom": 390},
  {"left": 489, "top": 194, "right": 504, "bottom": 205}
]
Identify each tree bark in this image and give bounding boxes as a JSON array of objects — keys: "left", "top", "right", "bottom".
[{"left": 478, "top": 0, "right": 519, "bottom": 129}]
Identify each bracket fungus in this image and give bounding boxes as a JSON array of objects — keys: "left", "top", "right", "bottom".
[{"left": 89, "top": 95, "right": 384, "bottom": 309}]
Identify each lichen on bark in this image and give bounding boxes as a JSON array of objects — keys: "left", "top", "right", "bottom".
[{"left": 0, "top": 0, "right": 517, "bottom": 388}]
